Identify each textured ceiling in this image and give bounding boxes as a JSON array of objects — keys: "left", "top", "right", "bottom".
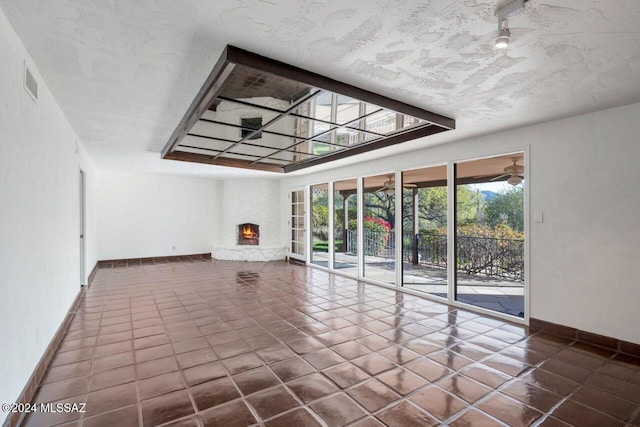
[{"left": 1, "top": 0, "right": 639, "bottom": 178}]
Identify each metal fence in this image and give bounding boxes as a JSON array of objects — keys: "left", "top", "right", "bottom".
[{"left": 343, "top": 230, "right": 523, "bottom": 281}]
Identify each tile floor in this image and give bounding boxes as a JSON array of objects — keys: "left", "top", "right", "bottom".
[{"left": 23, "top": 258, "right": 640, "bottom": 427}]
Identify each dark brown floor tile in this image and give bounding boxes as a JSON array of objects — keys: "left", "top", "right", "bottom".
[
  {"left": 205, "top": 330, "right": 241, "bottom": 347},
  {"left": 139, "top": 371, "right": 185, "bottom": 400},
  {"left": 33, "top": 376, "right": 90, "bottom": 403},
  {"left": 404, "top": 357, "right": 452, "bottom": 382},
  {"left": 85, "top": 382, "right": 137, "bottom": 417},
  {"left": 351, "top": 417, "right": 385, "bottom": 427},
  {"left": 183, "top": 360, "right": 226, "bottom": 386},
  {"left": 483, "top": 354, "right": 531, "bottom": 377},
  {"left": 136, "top": 343, "right": 173, "bottom": 363},
  {"left": 572, "top": 385, "right": 637, "bottom": 421},
  {"left": 232, "top": 366, "right": 280, "bottom": 395},
  {"left": 191, "top": 377, "right": 240, "bottom": 411},
  {"left": 271, "top": 357, "right": 315, "bottom": 382},
  {"left": 540, "top": 356, "right": 594, "bottom": 382},
  {"left": 478, "top": 393, "right": 542, "bottom": 427},
  {"left": 501, "top": 345, "right": 549, "bottom": 365},
  {"left": 552, "top": 399, "right": 625, "bottom": 427},
  {"left": 437, "top": 374, "right": 493, "bottom": 404},
  {"left": 355, "top": 334, "right": 394, "bottom": 351},
  {"left": 200, "top": 400, "right": 256, "bottom": 427},
  {"left": 213, "top": 340, "right": 252, "bottom": 359},
  {"left": 521, "top": 368, "right": 580, "bottom": 396},
  {"left": 256, "top": 345, "right": 296, "bottom": 364},
  {"left": 536, "top": 416, "right": 573, "bottom": 426},
  {"left": 379, "top": 346, "right": 421, "bottom": 364},
  {"left": 352, "top": 353, "right": 396, "bottom": 375},
  {"left": 95, "top": 340, "right": 132, "bottom": 357},
  {"left": 449, "top": 409, "right": 504, "bottom": 427},
  {"left": 501, "top": 379, "right": 563, "bottom": 412},
  {"left": 134, "top": 334, "right": 170, "bottom": 350},
  {"left": 377, "top": 366, "right": 427, "bottom": 395},
  {"left": 137, "top": 356, "right": 179, "bottom": 380},
  {"left": 428, "top": 349, "right": 475, "bottom": 371},
  {"left": 162, "top": 415, "right": 201, "bottom": 426},
  {"left": 97, "top": 330, "right": 133, "bottom": 346},
  {"left": 323, "top": 362, "right": 370, "bottom": 388},
  {"left": 93, "top": 351, "right": 134, "bottom": 372},
  {"left": 287, "top": 373, "right": 339, "bottom": 403},
  {"left": 221, "top": 351, "right": 263, "bottom": 374},
  {"left": 310, "top": 394, "right": 366, "bottom": 426},
  {"left": 265, "top": 408, "right": 322, "bottom": 427},
  {"left": 141, "top": 389, "right": 195, "bottom": 427},
  {"left": 347, "top": 378, "right": 400, "bottom": 411},
  {"left": 23, "top": 395, "right": 86, "bottom": 427},
  {"left": 410, "top": 386, "right": 467, "bottom": 420},
  {"left": 460, "top": 363, "right": 512, "bottom": 388},
  {"left": 82, "top": 404, "right": 139, "bottom": 427},
  {"left": 43, "top": 360, "right": 92, "bottom": 384},
  {"left": 402, "top": 338, "right": 442, "bottom": 355},
  {"left": 287, "top": 336, "right": 326, "bottom": 354},
  {"left": 302, "top": 348, "right": 346, "bottom": 369},
  {"left": 90, "top": 365, "right": 136, "bottom": 391},
  {"left": 177, "top": 348, "right": 218, "bottom": 369},
  {"left": 50, "top": 347, "right": 95, "bottom": 367},
  {"left": 376, "top": 401, "right": 438, "bottom": 427},
  {"left": 585, "top": 373, "right": 640, "bottom": 402},
  {"left": 315, "top": 330, "right": 351, "bottom": 346},
  {"left": 247, "top": 385, "right": 299, "bottom": 419},
  {"left": 331, "top": 341, "right": 370, "bottom": 359},
  {"left": 173, "top": 337, "right": 210, "bottom": 354}
]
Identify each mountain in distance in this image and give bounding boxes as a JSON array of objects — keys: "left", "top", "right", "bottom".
[{"left": 481, "top": 190, "right": 498, "bottom": 201}]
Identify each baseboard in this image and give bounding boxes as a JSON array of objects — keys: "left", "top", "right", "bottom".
[
  {"left": 87, "top": 262, "right": 98, "bottom": 286},
  {"left": 3, "top": 287, "right": 85, "bottom": 427},
  {"left": 97, "top": 252, "right": 212, "bottom": 268},
  {"left": 287, "top": 257, "right": 306, "bottom": 266},
  {"left": 530, "top": 317, "right": 640, "bottom": 357}
]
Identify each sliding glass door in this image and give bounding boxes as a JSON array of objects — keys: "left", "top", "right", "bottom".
[
  {"left": 334, "top": 179, "right": 358, "bottom": 275},
  {"left": 310, "top": 183, "right": 329, "bottom": 267},
  {"left": 362, "top": 174, "right": 395, "bottom": 284},
  {"left": 401, "top": 165, "right": 448, "bottom": 297},
  {"left": 454, "top": 154, "right": 525, "bottom": 317}
]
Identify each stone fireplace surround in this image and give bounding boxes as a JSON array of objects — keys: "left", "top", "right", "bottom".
[{"left": 212, "top": 179, "right": 286, "bottom": 261}]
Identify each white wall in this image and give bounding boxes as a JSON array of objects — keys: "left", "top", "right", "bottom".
[
  {"left": 96, "top": 170, "right": 219, "bottom": 260},
  {"left": 281, "top": 102, "right": 640, "bottom": 345},
  {"left": 0, "top": 7, "right": 97, "bottom": 407}
]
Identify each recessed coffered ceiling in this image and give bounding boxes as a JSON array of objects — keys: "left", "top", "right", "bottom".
[{"left": 1, "top": 0, "right": 639, "bottom": 178}]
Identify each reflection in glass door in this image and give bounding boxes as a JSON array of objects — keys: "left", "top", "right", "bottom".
[
  {"left": 401, "top": 166, "right": 448, "bottom": 297},
  {"left": 455, "top": 153, "right": 525, "bottom": 317},
  {"left": 334, "top": 179, "right": 358, "bottom": 275},
  {"left": 290, "top": 189, "right": 305, "bottom": 260},
  {"left": 362, "top": 174, "right": 395, "bottom": 284},
  {"left": 310, "top": 184, "right": 330, "bottom": 267}
]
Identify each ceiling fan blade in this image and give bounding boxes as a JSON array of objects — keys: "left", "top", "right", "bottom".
[
  {"left": 403, "top": 183, "right": 418, "bottom": 188},
  {"left": 490, "top": 174, "right": 510, "bottom": 181},
  {"left": 376, "top": 187, "right": 388, "bottom": 193}
]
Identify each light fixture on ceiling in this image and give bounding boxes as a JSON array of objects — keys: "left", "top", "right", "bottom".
[
  {"left": 494, "top": 0, "right": 528, "bottom": 49},
  {"left": 495, "top": 18, "right": 511, "bottom": 49}
]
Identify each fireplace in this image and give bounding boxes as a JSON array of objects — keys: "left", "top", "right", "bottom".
[{"left": 237, "top": 223, "right": 259, "bottom": 245}]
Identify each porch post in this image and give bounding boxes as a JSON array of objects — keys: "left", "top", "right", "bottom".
[{"left": 413, "top": 188, "right": 419, "bottom": 265}]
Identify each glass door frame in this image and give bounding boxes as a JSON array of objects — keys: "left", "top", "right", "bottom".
[
  {"left": 297, "top": 146, "right": 530, "bottom": 325},
  {"left": 288, "top": 187, "right": 307, "bottom": 262}
]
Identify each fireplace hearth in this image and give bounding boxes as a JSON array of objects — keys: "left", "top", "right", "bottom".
[{"left": 237, "top": 223, "right": 259, "bottom": 245}]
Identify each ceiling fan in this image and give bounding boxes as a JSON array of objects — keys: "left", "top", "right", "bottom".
[
  {"left": 491, "top": 158, "right": 524, "bottom": 185},
  {"left": 376, "top": 175, "right": 417, "bottom": 195}
]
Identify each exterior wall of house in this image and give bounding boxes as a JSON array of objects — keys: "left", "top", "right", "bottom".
[
  {"left": 280, "top": 102, "right": 640, "bottom": 345},
  {"left": 0, "top": 7, "right": 98, "bottom": 406},
  {"left": 95, "top": 170, "right": 219, "bottom": 260}
]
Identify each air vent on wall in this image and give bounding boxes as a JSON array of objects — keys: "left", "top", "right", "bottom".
[{"left": 24, "top": 62, "right": 38, "bottom": 102}]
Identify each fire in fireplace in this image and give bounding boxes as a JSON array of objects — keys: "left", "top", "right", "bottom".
[{"left": 238, "top": 223, "right": 259, "bottom": 245}]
